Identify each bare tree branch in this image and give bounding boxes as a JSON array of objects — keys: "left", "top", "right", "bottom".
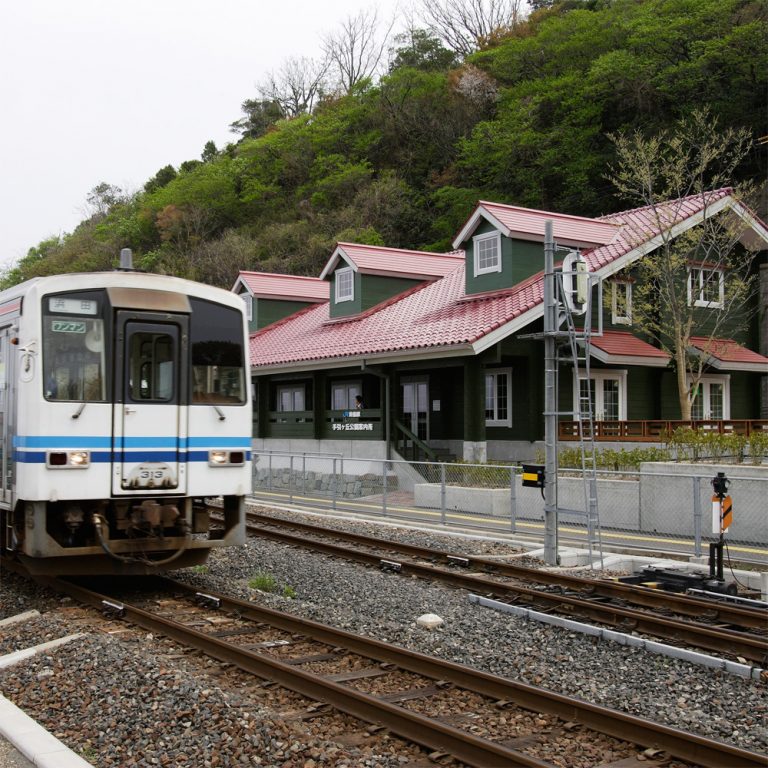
[
  {"left": 257, "top": 56, "right": 330, "bottom": 118},
  {"left": 608, "top": 109, "right": 758, "bottom": 420},
  {"left": 416, "top": 0, "right": 527, "bottom": 57},
  {"left": 323, "top": 7, "right": 395, "bottom": 94}
]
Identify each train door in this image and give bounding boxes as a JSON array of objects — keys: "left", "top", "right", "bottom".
[
  {"left": 112, "top": 312, "right": 188, "bottom": 495},
  {"left": 0, "top": 326, "right": 13, "bottom": 506}
]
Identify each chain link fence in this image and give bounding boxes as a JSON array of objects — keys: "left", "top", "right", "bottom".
[{"left": 251, "top": 451, "right": 767, "bottom": 563}]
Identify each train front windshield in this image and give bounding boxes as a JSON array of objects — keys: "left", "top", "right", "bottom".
[
  {"left": 189, "top": 298, "right": 246, "bottom": 404},
  {"left": 42, "top": 292, "right": 107, "bottom": 401},
  {"left": 42, "top": 291, "right": 247, "bottom": 405}
]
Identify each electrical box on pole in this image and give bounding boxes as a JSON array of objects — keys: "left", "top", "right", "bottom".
[{"left": 562, "top": 250, "right": 589, "bottom": 315}]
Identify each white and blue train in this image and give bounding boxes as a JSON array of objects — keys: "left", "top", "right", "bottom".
[{"left": 0, "top": 260, "right": 251, "bottom": 574}]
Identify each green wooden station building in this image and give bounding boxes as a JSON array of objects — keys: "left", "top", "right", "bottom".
[{"left": 237, "top": 189, "right": 768, "bottom": 463}]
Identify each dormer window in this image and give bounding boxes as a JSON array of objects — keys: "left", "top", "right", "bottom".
[
  {"left": 688, "top": 266, "right": 724, "bottom": 308},
  {"left": 335, "top": 267, "right": 354, "bottom": 303},
  {"left": 473, "top": 232, "right": 502, "bottom": 277}
]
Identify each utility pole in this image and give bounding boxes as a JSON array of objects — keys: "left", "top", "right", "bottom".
[{"left": 543, "top": 220, "right": 558, "bottom": 565}]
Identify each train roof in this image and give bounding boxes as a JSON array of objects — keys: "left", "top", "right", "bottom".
[{"left": 0, "top": 271, "right": 245, "bottom": 311}]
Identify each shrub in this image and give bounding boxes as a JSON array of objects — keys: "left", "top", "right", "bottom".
[
  {"left": 248, "top": 571, "right": 278, "bottom": 592},
  {"left": 248, "top": 571, "right": 297, "bottom": 598},
  {"left": 749, "top": 431, "right": 768, "bottom": 464}
]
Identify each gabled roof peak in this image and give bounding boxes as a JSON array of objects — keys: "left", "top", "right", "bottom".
[
  {"left": 319, "top": 241, "right": 464, "bottom": 281},
  {"left": 453, "top": 200, "right": 620, "bottom": 251},
  {"left": 233, "top": 270, "right": 328, "bottom": 301}
]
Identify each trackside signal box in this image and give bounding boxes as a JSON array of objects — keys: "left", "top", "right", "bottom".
[{"left": 522, "top": 464, "right": 545, "bottom": 488}]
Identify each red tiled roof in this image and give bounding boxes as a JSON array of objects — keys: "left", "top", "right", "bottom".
[
  {"left": 590, "top": 188, "right": 733, "bottom": 271},
  {"left": 250, "top": 190, "right": 765, "bottom": 370},
  {"left": 320, "top": 242, "right": 464, "bottom": 280},
  {"left": 454, "top": 201, "right": 619, "bottom": 250},
  {"left": 235, "top": 271, "right": 328, "bottom": 301},
  {"left": 590, "top": 331, "right": 670, "bottom": 366},
  {"left": 690, "top": 337, "right": 768, "bottom": 371},
  {"left": 250, "top": 264, "right": 544, "bottom": 367}
]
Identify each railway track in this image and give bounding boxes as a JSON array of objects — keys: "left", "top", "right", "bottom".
[
  {"left": 23, "top": 570, "right": 767, "bottom": 768},
  {"left": 238, "top": 510, "right": 768, "bottom": 666}
]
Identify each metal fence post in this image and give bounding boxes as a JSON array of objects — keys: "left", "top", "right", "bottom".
[
  {"left": 289, "top": 455, "right": 294, "bottom": 503},
  {"left": 692, "top": 475, "right": 702, "bottom": 558},
  {"left": 268, "top": 452, "right": 273, "bottom": 491},
  {"left": 382, "top": 460, "right": 388, "bottom": 517},
  {"left": 302, "top": 454, "right": 307, "bottom": 497},
  {"left": 510, "top": 466, "right": 517, "bottom": 533},
  {"left": 440, "top": 463, "right": 446, "bottom": 525},
  {"left": 332, "top": 457, "right": 337, "bottom": 510}
]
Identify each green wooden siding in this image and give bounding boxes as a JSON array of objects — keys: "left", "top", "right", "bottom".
[
  {"left": 330, "top": 269, "right": 421, "bottom": 318},
  {"left": 463, "top": 221, "right": 544, "bottom": 296},
  {"left": 329, "top": 269, "right": 362, "bottom": 318},
  {"left": 256, "top": 298, "right": 315, "bottom": 330}
]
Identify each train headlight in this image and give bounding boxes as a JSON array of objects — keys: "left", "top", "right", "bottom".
[
  {"left": 47, "top": 450, "right": 90, "bottom": 468},
  {"left": 208, "top": 450, "right": 245, "bottom": 467}
]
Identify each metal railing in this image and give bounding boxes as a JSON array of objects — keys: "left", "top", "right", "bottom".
[
  {"left": 250, "top": 451, "right": 768, "bottom": 564},
  {"left": 558, "top": 419, "right": 768, "bottom": 441}
]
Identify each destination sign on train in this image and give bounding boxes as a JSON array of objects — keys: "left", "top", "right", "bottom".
[{"left": 48, "top": 297, "right": 98, "bottom": 315}]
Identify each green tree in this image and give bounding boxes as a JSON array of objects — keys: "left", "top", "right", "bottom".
[
  {"left": 388, "top": 28, "right": 459, "bottom": 72},
  {"left": 230, "top": 98, "right": 284, "bottom": 139},
  {"left": 144, "top": 165, "right": 177, "bottom": 194},
  {"left": 609, "top": 109, "right": 759, "bottom": 421}
]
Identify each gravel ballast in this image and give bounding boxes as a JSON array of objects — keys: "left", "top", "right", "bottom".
[{"left": 1, "top": 506, "right": 766, "bottom": 765}]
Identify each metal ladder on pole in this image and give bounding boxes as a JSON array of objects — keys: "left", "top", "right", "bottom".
[{"left": 556, "top": 272, "right": 604, "bottom": 568}]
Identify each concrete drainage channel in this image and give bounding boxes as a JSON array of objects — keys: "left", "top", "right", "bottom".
[{"left": 468, "top": 595, "right": 766, "bottom": 681}]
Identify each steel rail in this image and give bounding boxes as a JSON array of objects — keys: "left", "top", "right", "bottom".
[
  {"left": 241, "top": 515, "right": 768, "bottom": 664},
  {"left": 244, "top": 510, "right": 767, "bottom": 630},
  {"left": 39, "top": 574, "right": 766, "bottom": 768},
  {"left": 37, "top": 575, "right": 552, "bottom": 768}
]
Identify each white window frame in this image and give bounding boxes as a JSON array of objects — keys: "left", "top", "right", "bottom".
[
  {"left": 688, "top": 374, "right": 730, "bottom": 420},
  {"left": 484, "top": 368, "right": 512, "bottom": 427},
  {"left": 276, "top": 383, "right": 306, "bottom": 412},
  {"left": 331, "top": 380, "right": 361, "bottom": 411},
  {"left": 335, "top": 267, "right": 354, "bottom": 303},
  {"left": 611, "top": 281, "right": 632, "bottom": 325},
  {"left": 573, "top": 369, "right": 627, "bottom": 421},
  {"left": 473, "top": 231, "right": 502, "bottom": 277},
  {"left": 687, "top": 266, "right": 724, "bottom": 308}
]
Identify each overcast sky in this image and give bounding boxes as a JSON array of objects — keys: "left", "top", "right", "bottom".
[{"left": 0, "top": 0, "right": 403, "bottom": 270}]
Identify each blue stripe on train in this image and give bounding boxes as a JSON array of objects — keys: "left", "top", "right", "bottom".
[
  {"left": 14, "top": 436, "right": 251, "bottom": 449},
  {"left": 14, "top": 450, "right": 252, "bottom": 463}
]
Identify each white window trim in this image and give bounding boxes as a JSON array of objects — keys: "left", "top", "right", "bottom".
[
  {"left": 276, "top": 383, "right": 306, "bottom": 412},
  {"left": 573, "top": 369, "right": 627, "bottom": 421},
  {"left": 335, "top": 267, "right": 354, "bottom": 303},
  {"left": 331, "top": 380, "right": 362, "bottom": 410},
  {"left": 611, "top": 281, "right": 632, "bottom": 325},
  {"left": 687, "top": 266, "right": 724, "bottom": 309},
  {"left": 473, "top": 231, "right": 502, "bottom": 277},
  {"left": 687, "top": 374, "right": 730, "bottom": 419},
  {"left": 485, "top": 367, "right": 512, "bottom": 427}
]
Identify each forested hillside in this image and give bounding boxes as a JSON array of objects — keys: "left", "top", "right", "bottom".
[{"left": 5, "top": 0, "right": 765, "bottom": 289}]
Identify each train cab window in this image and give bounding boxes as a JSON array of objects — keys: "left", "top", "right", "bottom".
[
  {"left": 42, "top": 293, "right": 107, "bottom": 402},
  {"left": 129, "top": 332, "right": 175, "bottom": 401},
  {"left": 189, "top": 299, "right": 246, "bottom": 405}
]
